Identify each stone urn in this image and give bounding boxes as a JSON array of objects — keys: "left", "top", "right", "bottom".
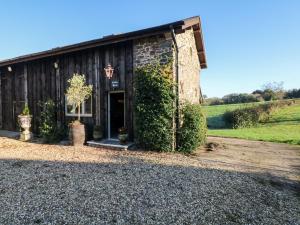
[
  {"left": 18, "top": 115, "right": 33, "bottom": 141},
  {"left": 69, "top": 122, "right": 85, "bottom": 146}
]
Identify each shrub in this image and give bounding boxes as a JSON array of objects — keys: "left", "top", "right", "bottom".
[
  {"left": 262, "top": 89, "right": 277, "bottom": 101},
  {"left": 39, "top": 99, "right": 66, "bottom": 143},
  {"left": 224, "top": 107, "right": 261, "bottom": 128},
  {"left": 222, "top": 93, "right": 259, "bottom": 104},
  {"left": 223, "top": 100, "right": 294, "bottom": 128},
  {"left": 134, "top": 62, "right": 175, "bottom": 152},
  {"left": 177, "top": 103, "right": 207, "bottom": 153},
  {"left": 205, "top": 97, "right": 224, "bottom": 105},
  {"left": 21, "top": 103, "right": 31, "bottom": 116}
]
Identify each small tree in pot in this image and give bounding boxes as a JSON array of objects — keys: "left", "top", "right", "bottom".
[
  {"left": 66, "top": 74, "right": 92, "bottom": 146},
  {"left": 18, "top": 103, "right": 33, "bottom": 141}
]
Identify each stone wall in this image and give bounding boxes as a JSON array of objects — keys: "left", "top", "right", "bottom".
[
  {"left": 133, "top": 35, "right": 174, "bottom": 68},
  {"left": 176, "top": 29, "right": 201, "bottom": 104},
  {"left": 132, "top": 30, "right": 201, "bottom": 104}
]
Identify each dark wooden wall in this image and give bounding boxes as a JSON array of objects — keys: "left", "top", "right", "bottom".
[
  {"left": 0, "top": 41, "right": 134, "bottom": 140},
  {"left": 0, "top": 64, "right": 26, "bottom": 131}
]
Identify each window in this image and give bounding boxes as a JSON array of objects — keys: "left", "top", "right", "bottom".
[{"left": 65, "top": 96, "right": 92, "bottom": 117}]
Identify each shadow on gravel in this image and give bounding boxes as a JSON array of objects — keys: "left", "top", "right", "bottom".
[{"left": 0, "top": 156, "right": 299, "bottom": 225}]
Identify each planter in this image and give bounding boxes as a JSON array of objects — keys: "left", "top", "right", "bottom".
[
  {"left": 69, "top": 123, "right": 85, "bottom": 146},
  {"left": 118, "top": 133, "right": 128, "bottom": 145},
  {"left": 18, "top": 115, "right": 33, "bottom": 141},
  {"left": 93, "top": 126, "right": 103, "bottom": 141}
]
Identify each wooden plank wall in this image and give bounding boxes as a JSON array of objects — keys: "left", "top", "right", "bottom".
[
  {"left": 0, "top": 64, "right": 25, "bottom": 131},
  {"left": 0, "top": 71, "right": 2, "bottom": 129},
  {"left": 0, "top": 41, "right": 134, "bottom": 140}
]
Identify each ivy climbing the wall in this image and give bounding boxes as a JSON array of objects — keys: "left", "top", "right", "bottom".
[{"left": 134, "top": 61, "right": 175, "bottom": 152}]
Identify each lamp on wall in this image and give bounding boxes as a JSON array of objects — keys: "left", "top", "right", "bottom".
[
  {"left": 104, "top": 64, "right": 114, "bottom": 79},
  {"left": 7, "top": 66, "right": 12, "bottom": 72},
  {"left": 54, "top": 62, "right": 59, "bottom": 69}
]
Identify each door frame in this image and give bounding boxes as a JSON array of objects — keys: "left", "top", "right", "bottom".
[{"left": 108, "top": 91, "right": 125, "bottom": 140}]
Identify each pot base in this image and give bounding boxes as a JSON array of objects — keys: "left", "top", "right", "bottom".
[{"left": 20, "top": 131, "right": 33, "bottom": 141}]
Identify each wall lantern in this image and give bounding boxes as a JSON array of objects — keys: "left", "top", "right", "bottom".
[
  {"left": 7, "top": 66, "right": 12, "bottom": 72},
  {"left": 54, "top": 62, "right": 59, "bottom": 69},
  {"left": 104, "top": 64, "right": 114, "bottom": 79}
]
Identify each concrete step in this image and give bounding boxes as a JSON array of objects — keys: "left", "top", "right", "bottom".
[
  {"left": 87, "top": 139, "right": 134, "bottom": 151},
  {"left": 0, "top": 130, "right": 19, "bottom": 139}
]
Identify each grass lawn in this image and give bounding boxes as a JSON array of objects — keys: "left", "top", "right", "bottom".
[{"left": 204, "top": 100, "right": 300, "bottom": 145}]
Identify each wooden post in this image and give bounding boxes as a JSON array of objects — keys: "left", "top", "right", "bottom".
[
  {"left": 55, "top": 60, "right": 61, "bottom": 126},
  {"left": 24, "top": 64, "right": 28, "bottom": 104},
  {"left": 0, "top": 70, "right": 2, "bottom": 129},
  {"left": 94, "top": 51, "right": 101, "bottom": 125}
]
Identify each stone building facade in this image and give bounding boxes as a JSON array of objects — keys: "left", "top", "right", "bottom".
[
  {"left": 176, "top": 29, "right": 202, "bottom": 103},
  {"left": 0, "top": 16, "right": 207, "bottom": 141},
  {"left": 133, "top": 27, "right": 204, "bottom": 104}
]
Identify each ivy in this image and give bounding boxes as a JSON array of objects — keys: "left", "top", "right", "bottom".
[{"left": 134, "top": 61, "right": 175, "bottom": 152}]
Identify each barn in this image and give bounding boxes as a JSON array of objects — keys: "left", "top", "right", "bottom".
[{"left": 0, "top": 16, "right": 207, "bottom": 141}]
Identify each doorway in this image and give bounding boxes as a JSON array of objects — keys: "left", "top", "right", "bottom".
[{"left": 108, "top": 92, "right": 125, "bottom": 139}]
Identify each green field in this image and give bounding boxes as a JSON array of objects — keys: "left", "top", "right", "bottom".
[{"left": 204, "top": 100, "right": 300, "bottom": 145}]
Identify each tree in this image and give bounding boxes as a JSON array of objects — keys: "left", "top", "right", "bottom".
[
  {"left": 262, "top": 89, "right": 276, "bottom": 101},
  {"left": 261, "top": 82, "right": 285, "bottom": 100},
  {"left": 66, "top": 74, "right": 93, "bottom": 122},
  {"left": 262, "top": 81, "right": 284, "bottom": 92}
]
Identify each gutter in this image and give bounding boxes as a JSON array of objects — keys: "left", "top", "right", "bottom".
[{"left": 170, "top": 26, "right": 179, "bottom": 150}]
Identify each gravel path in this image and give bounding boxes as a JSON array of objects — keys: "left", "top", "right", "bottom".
[{"left": 0, "top": 137, "right": 299, "bottom": 224}]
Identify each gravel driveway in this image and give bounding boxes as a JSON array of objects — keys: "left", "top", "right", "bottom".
[{"left": 0, "top": 137, "right": 299, "bottom": 224}]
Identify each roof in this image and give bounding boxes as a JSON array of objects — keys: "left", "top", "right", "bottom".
[{"left": 0, "top": 16, "right": 207, "bottom": 69}]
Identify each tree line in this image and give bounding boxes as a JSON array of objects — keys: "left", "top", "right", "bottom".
[{"left": 204, "top": 82, "right": 300, "bottom": 105}]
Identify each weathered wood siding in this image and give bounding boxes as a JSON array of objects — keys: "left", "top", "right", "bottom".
[
  {"left": 0, "top": 41, "right": 134, "bottom": 140},
  {"left": 0, "top": 64, "right": 26, "bottom": 131}
]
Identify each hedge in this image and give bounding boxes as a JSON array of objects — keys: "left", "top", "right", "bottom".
[
  {"left": 223, "top": 100, "right": 294, "bottom": 129},
  {"left": 177, "top": 103, "right": 207, "bottom": 153}
]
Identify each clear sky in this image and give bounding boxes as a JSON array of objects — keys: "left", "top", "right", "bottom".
[{"left": 0, "top": 0, "right": 299, "bottom": 97}]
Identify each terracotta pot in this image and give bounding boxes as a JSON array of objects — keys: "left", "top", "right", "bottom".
[{"left": 69, "top": 123, "right": 85, "bottom": 146}]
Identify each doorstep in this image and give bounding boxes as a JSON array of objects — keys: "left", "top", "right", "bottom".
[
  {"left": 87, "top": 139, "right": 134, "bottom": 151},
  {"left": 0, "top": 130, "right": 19, "bottom": 139}
]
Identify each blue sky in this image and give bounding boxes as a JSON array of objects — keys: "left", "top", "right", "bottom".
[{"left": 0, "top": 0, "right": 299, "bottom": 97}]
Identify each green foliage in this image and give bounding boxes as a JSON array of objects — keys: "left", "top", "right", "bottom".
[
  {"left": 177, "top": 103, "right": 207, "bottom": 153},
  {"left": 21, "top": 103, "right": 31, "bottom": 116},
  {"left": 208, "top": 101, "right": 300, "bottom": 145},
  {"left": 222, "top": 93, "right": 259, "bottom": 104},
  {"left": 285, "top": 88, "right": 300, "bottom": 99},
  {"left": 66, "top": 73, "right": 93, "bottom": 121},
  {"left": 134, "top": 62, "right": 175, "bottom": 152},
  {"left": 39, "top": 99, "right": 65, "bottom": 143},
  {"left": 223, "top": 108, "right": 260, "bottom": 128},
  {"left": 223, "top": 100, "right": 294, "bottom": 129},
  {"left": 261, "top": 89, "right": 277, "bottom": 101}
]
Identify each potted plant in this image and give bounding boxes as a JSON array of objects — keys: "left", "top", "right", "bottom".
[
  {"left": 66, "top": 73, "right": 93, "bottom": 146},
  {"left": 93, "top": 125, "right": 103, "bottom": 141},
  {"left": 118, "top": 127, "right": 128, "bottom": 145},
  {"left": 18, "top": 103, "right": 33, "bottom": 141}
]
